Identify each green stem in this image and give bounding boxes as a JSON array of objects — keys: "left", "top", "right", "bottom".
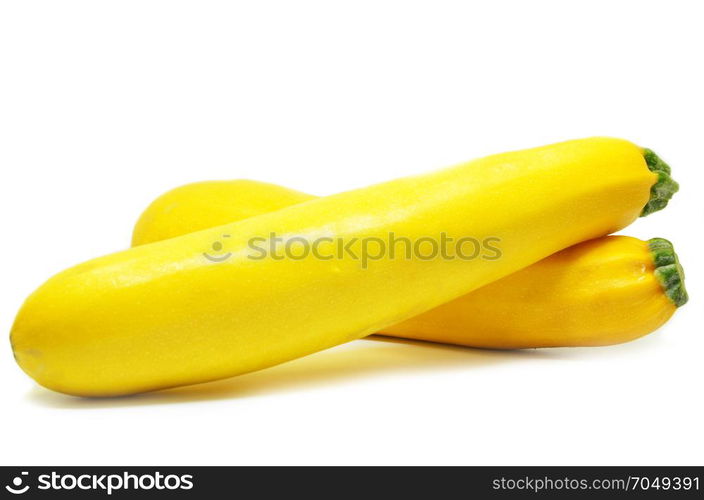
[
  {"left": 648, "top": 238, "right": 688, "bottom": 307},
  {"left": 640, "top": 149, "right": 679, "bottom": 216}
]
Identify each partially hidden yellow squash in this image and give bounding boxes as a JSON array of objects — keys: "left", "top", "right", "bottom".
[{"left": 11, "top": 138, "right": 678, "bottom": 395}]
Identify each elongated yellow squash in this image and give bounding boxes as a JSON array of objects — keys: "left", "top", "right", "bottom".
[
  {"left": 132, "top": 180, "right": 314, "bottom": 246},
  {"left": 11, "top": 138, "right": 677, "bottom": 396},
  {"left": 133, "top": 180, "right": 687, "bottom": 348},
  {"left": 384, "top": 236, "right": 686, "bottom": 348}
]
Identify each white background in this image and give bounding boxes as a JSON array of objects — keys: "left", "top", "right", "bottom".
[{"left": 1, "top": 1, "right": 702, "bottom": 466}]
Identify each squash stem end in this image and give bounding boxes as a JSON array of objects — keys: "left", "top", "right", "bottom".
[
  {"left": 648, "top": 237, "right": 688, "bottom": 307},
  {"left": 640, "top": 149, "right": 679, "bottom": 217}
]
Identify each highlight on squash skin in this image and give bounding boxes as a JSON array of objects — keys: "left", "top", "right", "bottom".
[
  {"left": 9, "top": 138, "right": 680, "bottom": 396},
  {"left": 133, "top": 179, "right": 687, "bottom": 350}
]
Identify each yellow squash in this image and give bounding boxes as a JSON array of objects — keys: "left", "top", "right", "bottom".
[
  {"left": 384, "top": 236, "right": 686, "bottom": 348},
  {"left": 132, "top": 180, "right": 314, "bottom": 246},
  {"left": 134, "top": 181, "right": 687, "bottom": 348},
  {"left": 11, "top": 138, "right": 676, "bottom": 396}
]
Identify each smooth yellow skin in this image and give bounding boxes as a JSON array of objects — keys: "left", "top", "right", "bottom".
[
  {"left": 384, "top": 236, "right": 675, "bottom": 348},
  {"left": 134, "top": 182, "right": 676, "bottom": 349},
  {"left": 132, "top": 180, "right": 314, "bottom": 245},
  {"left": 12, "top": 138, "right": 657, "bottom": 396}
]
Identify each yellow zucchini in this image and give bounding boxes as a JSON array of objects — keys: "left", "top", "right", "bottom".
[
  {"left": 132, "top": 180, "right": 314, "bottom": 246},
  {"left": 384, "top": 236, "right": 686, "bottom": 348},
  {"left": 134, "top": 181, "right": 687, "bottom": 348},
  {"left": 11, "top": 138, "right": 676, "bottom": 396}
]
